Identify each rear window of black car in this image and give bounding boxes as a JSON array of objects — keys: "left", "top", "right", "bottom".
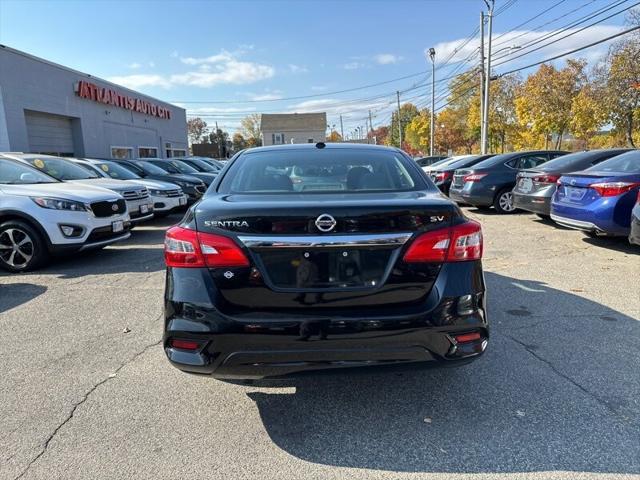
[
  {"left": 219, "top": 148, "right": 428, "bottom": 194},
  {"left": 586, "top": 150, "right": 640, "bottom": 173}
]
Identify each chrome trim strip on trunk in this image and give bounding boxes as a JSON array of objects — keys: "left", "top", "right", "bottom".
[
  {"left": 550, "top": 214, "right": 598, "bottom": 232},
  {"left": 238, "top": 232, "right": 413, "bottom": 249}
]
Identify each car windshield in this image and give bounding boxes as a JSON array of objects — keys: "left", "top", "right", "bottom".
[
  {"left": 182, "top": 158, "right": 217, "bottom": 172},
  {"left": 23, "top": 156, "right": 100, "bottom": 180},
  {"left": 426, "top": 157, "right": 452, "bottom": 168},
  {"left": 445, "top": 155, "right": 488, "bottom": 170},
  {"left": 220, "top": 148, "right": 425, "bottom": 193},
  {"left": 0, "top": 159, "right": 59, "bottom": 184},
  {"left": 586, "top": 151, "right": 640, "bottom": 173},
  {"left": 94, "top": 162, "right": 141, "bottom": 180},
  {"left": 133, "top": 161, "right": 169, "bottom": 175},
  {"left": 167, "top": 160, "right": 199, "bottom": 174}
]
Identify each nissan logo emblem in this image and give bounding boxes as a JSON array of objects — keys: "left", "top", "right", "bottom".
[
  {"left": 111, "top": 204, "right": 119, "bottom": 212},
  {"left": 315, "top": 214, "right": 337, "bottom": 232}
]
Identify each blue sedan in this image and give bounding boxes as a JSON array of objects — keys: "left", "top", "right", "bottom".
[{"left": 551, "top": 150, "right": 640, "bottom": 237}]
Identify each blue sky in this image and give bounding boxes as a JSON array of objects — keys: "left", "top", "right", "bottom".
[{"left": 0, "top": 0, "right": 631, "bottom": 135}]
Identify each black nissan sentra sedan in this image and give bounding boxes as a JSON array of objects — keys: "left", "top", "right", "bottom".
[{"left": 163, "top": 143, "right": 487, "bottom": 379}]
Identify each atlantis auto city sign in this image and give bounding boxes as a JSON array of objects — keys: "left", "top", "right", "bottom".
[{"left": 74, "top": 80, "right": 172, "bottom": 119}]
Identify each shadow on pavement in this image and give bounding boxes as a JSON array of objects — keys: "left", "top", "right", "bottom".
[
  {"left": 581, "top": 235, "right": 639, "bottom": 255},
  {"left": 246, "top": 272, "right": 640, "bottom": 474},
  {"left": 0, "top": 283, "right": 47, "bottom": 313}
]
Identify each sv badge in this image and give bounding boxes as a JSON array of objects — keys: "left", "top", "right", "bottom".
[{"left": 430, "top": 216, "right": 445, "bottom": 222}]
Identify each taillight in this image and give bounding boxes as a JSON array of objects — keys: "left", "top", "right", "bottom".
[
  {"left": 434, "top": 171, "right": 452, "bottom": 182},
  {"left": 532, "top": 174, "right": 560, "bottom": 184},
  {"left": 403, "top": 220, "right": 483, "bottom": 263},
  {"left": 169, "top": 339, "right": 201, "bottom": 350},
  {"left": 463, "top": 173, "right": 487, "bottom": 182},
  {"left": 164, "top": 226, "right": 249, "bottom": 268},
  {"left": 589, "top": 182, "right": 640, "bottom": 197}
]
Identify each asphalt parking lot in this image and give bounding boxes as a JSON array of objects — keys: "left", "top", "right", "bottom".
[{"left": 1, "top": 208, "right": 638, "bottom": 480}]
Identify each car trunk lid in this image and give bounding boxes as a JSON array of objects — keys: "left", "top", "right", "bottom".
[{"left": 194, "top": 192, "right": 458, "bottom": 312}]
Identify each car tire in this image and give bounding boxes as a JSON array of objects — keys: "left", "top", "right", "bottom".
[
  {"left": 493, "top": 188, "right": 517, "bottom": 214},
  {"left": 0, "top": 220, "right": 49, "bottom": 273}
]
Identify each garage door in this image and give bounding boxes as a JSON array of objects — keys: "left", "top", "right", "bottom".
[{"left": 25, "top": 110, "right": 75, "bottom": 156}]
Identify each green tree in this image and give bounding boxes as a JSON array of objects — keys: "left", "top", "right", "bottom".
[
  {"left": 405, "top": 110, "right": 431, "bottom": 153},
  {"left": 515, "top": 60, "right": 587, "bottom": 149},
  {"left": 232, "top": 132, "right": 247, "bottom": 151},
  {"left": 187, "top": 117, "right": 208, "bottom": 144},
  {"left": 595, "top": 37, "right": 640, "bottom": 147},
  {"left": 389, "top": 103, "right": 419, "bottom": 147},
  {"left": 240, "top": 114, "right": 263, "bottom": 146}
]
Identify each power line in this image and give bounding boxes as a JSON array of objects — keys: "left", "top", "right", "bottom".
[
  {"left": 493, "top": 1, "right": 639, "bottom": 66},
  {"left": 497, "top": 24, "right": 640, "bottom": 76},
  {"left": 494, "top": 0, "right": 567, "bottom": 42}
]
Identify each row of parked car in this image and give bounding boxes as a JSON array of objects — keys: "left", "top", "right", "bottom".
[
  {"left": 416, "top": 149, "right": 640, "bottom": 246},
  {"left": 0, "top": 153, "right": 226, "bottom": 272}
]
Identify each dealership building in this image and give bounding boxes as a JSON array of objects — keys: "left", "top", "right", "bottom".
[{"left": 0, "top": 45, "right": 187, "bottom": 159}]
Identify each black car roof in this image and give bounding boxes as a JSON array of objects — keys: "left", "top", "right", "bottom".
[{"left": 241, "top": 142, "right": 403, "bottom": 155}]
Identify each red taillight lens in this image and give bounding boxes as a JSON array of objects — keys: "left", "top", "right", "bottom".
[
  {"left": 164, "top": 226, "right": 249, "bottom": 268},
  {"left": 590, "top": 182, "right": 640, "bottom": 197},
  {"left": 169, "top": 339, "right": 200, "bottom": 350},
  {"left": 463, "top": 173, "right": 487, "bottom": 182},
  {"left": 453, "top": 332, "right": 481, "bottom": 343},
  {"left": 434, "top": 171, "right": 452, "bottom": 182},
  {"left": 403, "top": 220, "right": 483, "bottom": 263},
  {"left": 532, "top": 174, "right": 560, "bottom": 184}
]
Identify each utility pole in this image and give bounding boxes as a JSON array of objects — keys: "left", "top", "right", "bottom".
[
  {"left": 215, "top": 121, "right": 221, "bottom": 159},
  {"left": 339, "top": 115, "right": 344, "bottom": 140},
  {"left": 369, "top": 109, "right": 374, "bottom": 143},
  {"left": 396, "top": 90, "right": 402, "bottom": 148},
  {"left": 480, "top": 11, "right": 485, "bottom": 154},
  {"left": 428, "top": 48, "right": 436, "bottom": 157},
  {"left": 481, "top": 0, "right": 494, "bottom": 154}
]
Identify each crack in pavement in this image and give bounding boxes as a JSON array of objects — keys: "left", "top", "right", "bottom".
[
  {"left": 12, "top": 337, "right": 162, "bottom": 480},
  {"left": 499, "top": 332, "right": 625, "bottom": 420}
]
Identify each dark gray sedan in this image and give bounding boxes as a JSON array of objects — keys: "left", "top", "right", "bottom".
[
  {"left": 513, "top": 149, "right": 632, "bottom": 217},
  {"left": 449, "top": 151, "right": 567, "bottom": 214}
]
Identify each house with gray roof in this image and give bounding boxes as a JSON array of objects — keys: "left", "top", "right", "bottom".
[{"left": 260, "top": 113, "right": 326, "bottom": 146}]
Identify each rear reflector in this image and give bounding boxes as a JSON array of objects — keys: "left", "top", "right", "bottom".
[
  {"left": 403, "top": 220, "right": 483, "bottom": 263},
  {"left": 169, "top": 339, "right": 200, "bottom": 350},
  {"left": 453, "top": 332, "right": 481, "bottom": 343},
  {"left": 590, "top": 181, "right": 640, "bottom": 197},
  {"left": 165, "top": 226, "right": 249, "bottom": 268}
]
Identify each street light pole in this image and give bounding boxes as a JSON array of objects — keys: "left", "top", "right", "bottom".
[
  {"left": 480, "top": 11, "right": 485, "bottom": 154},
  {"left": 429, "top": 47, "right": 436, "bottom": 157},
  {"left": 482, "top": 0, "right": 494, "bottom": 154},
  {"left": 396, "top": 90, "right": 402, "bottom": 148}
]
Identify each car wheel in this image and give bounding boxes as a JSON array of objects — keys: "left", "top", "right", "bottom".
[
  {"left": 0, "top": 220, "right": 49, "bottom": 272},
  {"left": 493, "top": 188, "right": 517, "bottom": 214}
]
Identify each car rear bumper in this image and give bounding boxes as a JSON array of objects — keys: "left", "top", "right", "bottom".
[
  {"left": 513, "top": 192, "right": 551, "bottom": 215},
  {"left": 551, "top": 201, "right": 628, "bottom": 236},
  {"left": 163, "top": 261, "right": 488, "bottom": 379},
  {"left": 449, "top": 189, "right": 492, "bottom": 207}
]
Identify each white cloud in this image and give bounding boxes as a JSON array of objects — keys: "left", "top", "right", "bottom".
[
  {"left": 247, "top": 92, "right": 283, "bottom": 101},
  {"left": 428, "top": 24, "right": 624, "bottom": 70},
  {"left": 180, "top": 51, "right": 234, "bottom": 65},
  {"left": 110, "top": 50, "right": 275, "bottom": 89},
  {"left": 343, "top": 62, "right": 365, "bottom": 70},
  {"left": 375, "top": 53, "right": 402, "bottom": 65},
  {"left": 107, "top": 74, "right": 171, "bottom": 89},
  {"left": 170, "top": 59, "right": 274, "bottom": 87},
  {"left": 288, "top": 64, "right": 308, "bottom": 74},
  {"left": 128, "top": 62, "right": 142, "bottom": 69}
]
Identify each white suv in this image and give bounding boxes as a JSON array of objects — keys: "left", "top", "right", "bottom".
[
  {"left": 3, "top": 153, "right": 155, "bottom": 224},
  {"left": 0, "top": 157, "right": 131, "bottom": 272},
  {"left": 72, "top": 158, "right": 188, "bottom": 217}
]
